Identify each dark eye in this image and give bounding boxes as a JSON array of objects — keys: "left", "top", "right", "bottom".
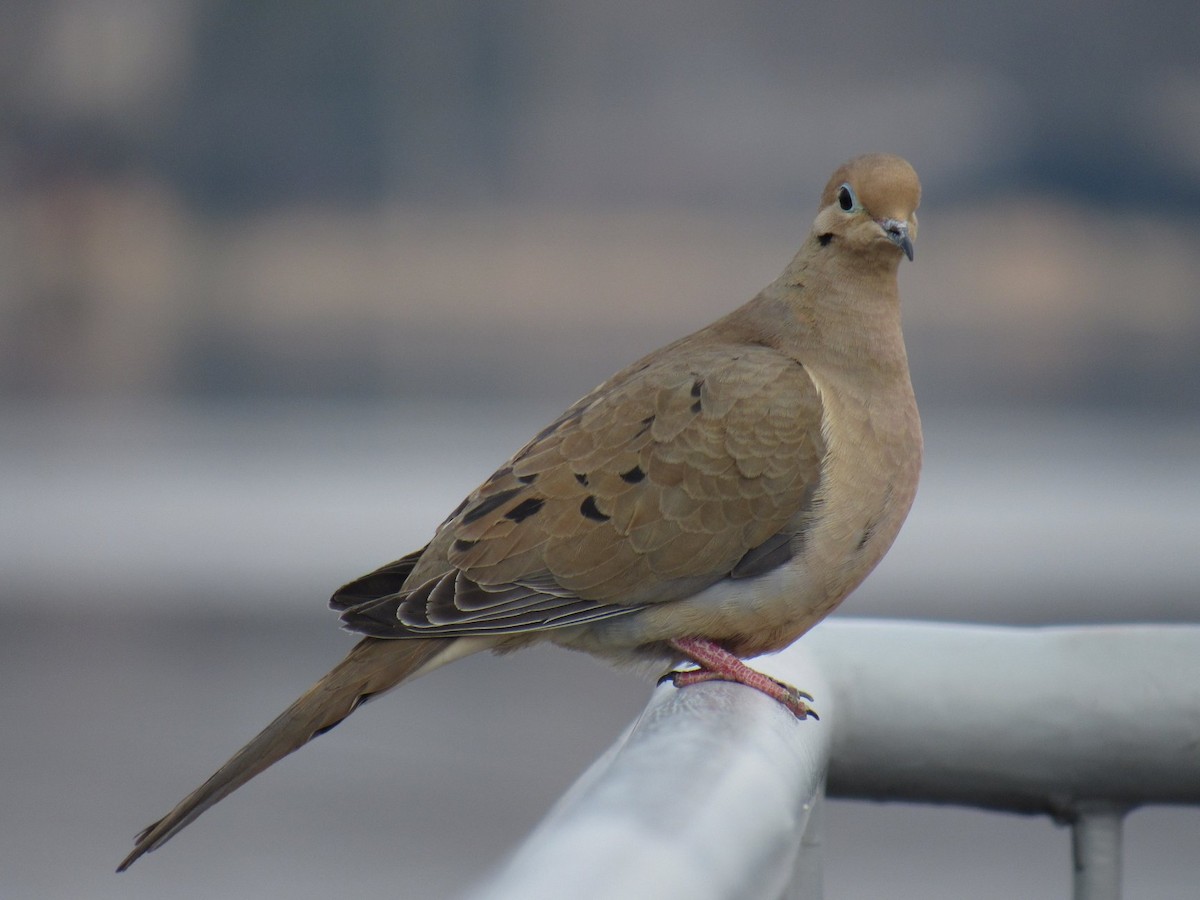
[{"left": 837, "top": 183, "right": 856, "bottom": 212}]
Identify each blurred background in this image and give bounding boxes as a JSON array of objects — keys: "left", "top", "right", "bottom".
[{"left": 2, "top": 1, "right": 1198, "bottom": 897}]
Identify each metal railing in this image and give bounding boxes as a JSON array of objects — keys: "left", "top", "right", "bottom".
[{"left": 468, "top": 620, "right": 1200, "bottom": 900}]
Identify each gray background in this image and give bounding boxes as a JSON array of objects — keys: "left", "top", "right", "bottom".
[{"left": 2, "top": 2, "right": 1198, "bottom": 897}]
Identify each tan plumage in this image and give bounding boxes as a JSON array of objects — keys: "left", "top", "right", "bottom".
[
  {"left": 118, "top": 637, "right": 445, "bottom": 872},
  {"left": 119, "top": 153, "right": 923, "bottom": 871}
]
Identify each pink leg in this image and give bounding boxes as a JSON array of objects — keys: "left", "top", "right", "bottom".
[{"left": 662, "top": 637, "right": 817, "bottom": 720}]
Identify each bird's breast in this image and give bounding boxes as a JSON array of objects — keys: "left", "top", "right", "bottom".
[{"left": 801, "top": 362, "right": 922, "bottom": 603}]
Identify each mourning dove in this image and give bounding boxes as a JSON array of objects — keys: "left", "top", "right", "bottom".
[{"left": 118, "top": 153, "right": 923, "bottom": 871}]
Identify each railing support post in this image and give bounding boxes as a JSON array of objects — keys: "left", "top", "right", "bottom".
[{"left": 1071, "top": 806, "right": 1124, "bottom": 900}]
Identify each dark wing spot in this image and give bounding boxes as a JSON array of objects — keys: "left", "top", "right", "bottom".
[
  {"left": 818, "top": 233, "right": 834, "bottom": 246},
  {"left": 453, "top": 538, "right": 479, "bottom": 553},
  {"left": 461, "top": 487, "right": 524, "bottom": 524},
  {"left": 505, "top": 497, "right": 545, "bottom": 523},
  {"left": 442, "top": 496, "right": 470, "bottom": 525},
  {"left": 517, "top": 473, "right": 538, "bottom": 484},
  {"left": 575, "top": 472, "right": 589, "bottom": 486},
  {"left": 620, "top": 465, "right": 646, "bottom": 483},
  {"left": 533, "top": 404, "right": 588, "bottom": 442},
  {"left": 580, "top": 496, "right": 611, "bottom": 522},
  {"left": 690, "top": 379, "right": 704, "bottom": 397},
  {"left": 691, "top": 400, "right": 702, "bottom": 414},
  {"left": 635, "top": 414, "right": 656, "bottom": 438}
]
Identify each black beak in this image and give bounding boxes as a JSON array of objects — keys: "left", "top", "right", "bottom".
[{"left": 880, "top": 219, "right": 914, "bottom": 261}]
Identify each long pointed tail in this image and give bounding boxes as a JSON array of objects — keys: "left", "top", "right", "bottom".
[{"left": 118, "top": 636, "right": 451, "bottom": 872}]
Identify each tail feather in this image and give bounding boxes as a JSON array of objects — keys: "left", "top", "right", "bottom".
[{"left": 118, "top": 636, "right": 449, "bottom": 872}]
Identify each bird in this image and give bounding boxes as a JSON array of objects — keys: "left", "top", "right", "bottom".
[{"left": 118, "top": 153, "right": 923, "bottom": 872}]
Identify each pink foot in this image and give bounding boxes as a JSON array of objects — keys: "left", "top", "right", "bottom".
[{"left": 662, "top": 637, "right": 817, "bottom": 720}]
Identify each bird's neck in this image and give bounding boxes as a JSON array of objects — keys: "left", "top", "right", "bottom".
[{"left": 740, "top": 247, "right": 911, "bottom": 384}]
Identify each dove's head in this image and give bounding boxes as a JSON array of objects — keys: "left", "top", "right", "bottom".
[{"left": 813, "top": 154, "right": 921, "bottom": 263}]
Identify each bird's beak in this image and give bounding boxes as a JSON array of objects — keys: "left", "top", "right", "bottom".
[{"left": 880, "top": 219, "right": 914, "bottom": 261}]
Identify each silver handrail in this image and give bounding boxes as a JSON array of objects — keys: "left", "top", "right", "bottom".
[{"left": 470, "top": 620, "right": 1200, "bottom": 900}]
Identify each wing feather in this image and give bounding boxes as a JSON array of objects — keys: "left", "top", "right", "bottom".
[{"left": 337, "top": 338, "right": 826, "bottom": 639}]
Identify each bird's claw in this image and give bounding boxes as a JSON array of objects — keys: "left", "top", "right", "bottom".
[
  {"left": 660, "top": 667, "right": 818, "bottom": 720},
  {"left": 658, "top": 668, "right": 684, "bottom": 687}
]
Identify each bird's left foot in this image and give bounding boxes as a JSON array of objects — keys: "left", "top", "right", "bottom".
[{"left": 661, "top": 637, "right": 818, "bottom": 720}]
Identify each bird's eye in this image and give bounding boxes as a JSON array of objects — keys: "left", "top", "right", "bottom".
[{"left": 837, "top": 183, "right": 857, "bottom": 212}]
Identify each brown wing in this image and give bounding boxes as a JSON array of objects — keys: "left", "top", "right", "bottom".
[{"left": 336, "top": 338, "right": 825, "bottom": 638}]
